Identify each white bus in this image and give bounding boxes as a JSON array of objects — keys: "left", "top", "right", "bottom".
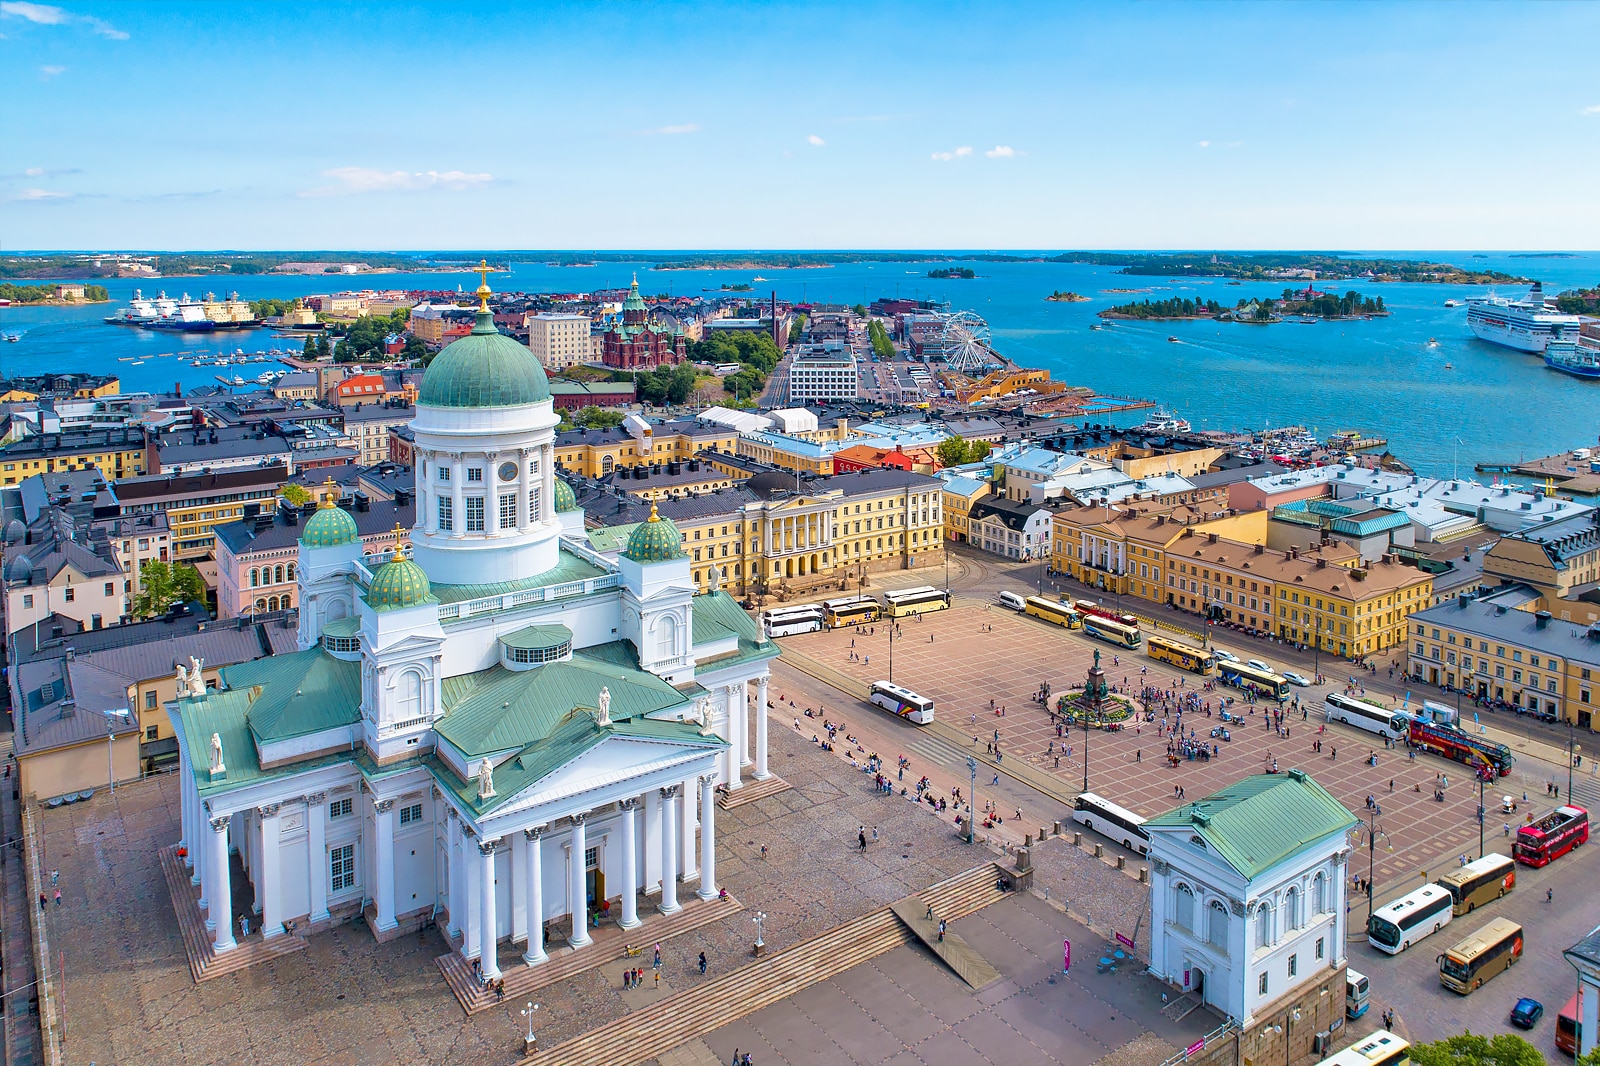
[
  {"left": 881, "top": 585, "right": 951, "bottom": 617},
  {"left": 997, "top": 590, "right": 1026, "bottom": 612},
  {"left": 823, "top": 595, "right": 880, "bottom": 628},
  {"left": 1324, "top": 692, "right": 1411, "bottom": 740},
  {"left": 1367, "top": 883, "right": 1453, "bottom": 955},
  {"left": 1071, "top": 792, "right": 1150, "bottom": 855},
  {"left": 1082, "top": 614, "right": 1142, "bottom": 649},
  {"left": 868, "top": 681, "right": 934, "bottom": 725},
  {"left": 762, "top": 605, "right": 824, "bottom": 637},
  {"left": 1321, "top": 1031, "right": 1409, "bottom": 1066}
]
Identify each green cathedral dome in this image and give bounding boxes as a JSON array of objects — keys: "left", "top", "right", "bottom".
[
  {"left": 301, "top": 498, "right": 359, "bottom": 547},
  {"left": 366, "top": 555, "right": 435, "bottom": 611},
  {"left": 417, "top": 267, "right": 550, "bottom": 409},
  {"left": 623, "top": 503, "right": 686, "bottom": 563},
  {"left": 554, "top": 478, "right": 578, "bottom": 513}
]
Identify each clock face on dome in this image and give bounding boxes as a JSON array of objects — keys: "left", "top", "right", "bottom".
[{"left": 498, "top": 462, "right": 518, "bottom": 482}]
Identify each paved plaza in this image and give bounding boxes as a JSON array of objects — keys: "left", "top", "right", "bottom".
[
  {"left": 696, "top": 890, "right": 1216, "bottom": 1066},
  {"left": 34, "top": 721, "right": 995, "bottom": 1066},
  {"left": 781, "top": 604, "right": 1565, "bottom": 892}
]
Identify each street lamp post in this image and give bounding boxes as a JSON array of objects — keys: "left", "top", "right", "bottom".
[
  {"left": 1478, "top": 773, "right": 1486, "bottom": 859},
  {"left": 1082, "top": 650, "right": 1107, "bottom": 794},
  {"left": 521, "top": 1002, "right": 540, "bottom": 1052},
  {"left": 966, "top": 755, "right": 977, "bottom": 845},
  {"left": 1353, "top": 806, "right": 1388, "bottom": 921},
  {"left": 752, "top": 911, "right": 766, "bottom": 951},
  {"left": 102, "top": 708, "right": 130, "bottom": 795},
  {"left": 887, "top": 618, "right": 894, "bottom": 683},
  {"left": 1569, "top": 715, "right": 1578, "bottom": 800}
]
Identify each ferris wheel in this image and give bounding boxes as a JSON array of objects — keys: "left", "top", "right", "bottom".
[{"left": 936, "top": 310, "right": 995, "bottom": 373}]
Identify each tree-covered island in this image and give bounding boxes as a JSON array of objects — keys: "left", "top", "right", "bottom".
[
  {"left": 1100, "top": 290, "right": 1387, "bottom": 322},
  {"left": 927, "top": 267, "right": 976, "bottom": 279},
  {"left": 1045, "top": 290, "right": 1090, "bottom": 302},
  {"left": 1053, "top": 252, "right": 1524, "bottom": 285}
]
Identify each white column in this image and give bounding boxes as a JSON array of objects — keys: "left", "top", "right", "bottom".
[
  {"left": 210, "top": 815, "right": 236, "bottom": 953},
  {"left": 697, "top": 776, "right": 718, "bottom": 900},
  {"left": 373, "top": 799, "right": 397, "bottom": 931},
  {"left": 306, "top": 792, "right": 329, "bottom": 924},
  {"left": 463, "top": 828, "right": 481, "bottom": 960},
  {"left": 445, "top": 811, "right": 463, "bottom": 939},
  {"left": 522, "top": 827, "right": 547, "bottom": 965},
  {"left": 196, "top": 812, "right": 211, "bottom": 913},
  {"left": 479, "top": 838, "right": 501, "bottom": 980},
  {"left": 724, "top": 685, "right": 743, "bottom": 791},
  {"left": 568, "top": 814, "right": 592, "bottom": 948},
  {"left": 187, "top": 777, "right": 202, "bottom": 879},
  {"left": 755, "top": 674, "right": 771, "bottom": 780},
  {"left": 518, "top": 448, "right": 532, "bottom": 533},
  {"left": 177, "top": 761, "right": 191, "bottom": 855},
  {"left": 259, "top": 804, "right": 284, "bottom": 939},
  {"left": 659, "top": 787, "right": 681, "bottom": 914},
  {"left": 643, "top": 790, "right": 662, "bottom": 892},
  {"left": 450, "top": 455, "right": 465, "bottom": 538},
  {"left": 618, "top": 800, "right": 640, "bottom": 930},
  {"left": 737, "top": 679, "right": 751, "bottom": 768},
  {"left": 679, "top": 776, "right": 697, "bottom": 881}
]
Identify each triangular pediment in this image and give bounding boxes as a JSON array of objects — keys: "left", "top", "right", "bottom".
[{"left": 489, "top": 733, "right": 716, "bottom": 819}]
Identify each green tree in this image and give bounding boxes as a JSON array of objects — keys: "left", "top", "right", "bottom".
[
  {"left": 84, "top": 284, "right": 110, "bottom": 301},
  {"left": 968, "top": 439, "right": 992, "bottom": 462},
  {"left": 936, "top": 435, "right": 972, "bottom": 468},
  {"left": 852, "top": 303, "right": 868, "bottom": 317},
  {"left": 1407, "top": 1033, "right": 1546, "bottom": 1066},
  {"left": 571, "top": 406, "right": 625, "bottom": 429},
  {"left": 302, "top": 335, "right": 317, "bottom": 359},
  {"left": 402, "top": 335, "right": 428, "bottom": 362},
  {"left": 788, "top": 314, "right": 808, "bottom": 343},
  {"left": 132, "top": 561, "right": 207, "bottom": 619},
  {"left": 867, "top": 319, "right": 895, "bottom": 359},
  {"left": 281, "top": 483, "right": 312, "bottom": 507},
  {"left": 315, "top": 334, "right": 331, "bottom": 360}
]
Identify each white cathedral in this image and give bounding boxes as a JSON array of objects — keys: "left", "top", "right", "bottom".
[{"left": 167, "top": 275, "right": 777, "bottom": 980}]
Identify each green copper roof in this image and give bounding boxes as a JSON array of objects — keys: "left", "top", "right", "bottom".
[
  {"left": 366, "top": 556, "right": 436, "bottom": 611},
  {"left": 623, "top": 503, "right": 686, "bottom": 563},
  {"left": 554, "top": 478, "right": 578, "bottom": 513},
  {"left": 1145, "top": 770, "right": 1357, "bottom": 880},
  {"left": 431, "top": 546, "right": 608, "bottom": 607},
  {"left": 302, "top": 504, "right": 359, "bottom": 547},
  {"left": 690, "top": 590, "right": 780, "bottom": 670},
  {"left": 226, "top": 647, "right": 364, "bottom": 743},
  {"left": 498, "top": 623, "right": 572, "bottom": 652},
  {"left": 622, "top": 276, "right": 647, "bottom": 312},
  {"left": 417, "top": 309, "right": 551, "bottom": 408}
]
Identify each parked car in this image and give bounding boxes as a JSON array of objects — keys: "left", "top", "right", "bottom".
[
  {"left": 1510, "top": 998, "right": 1544, "bottom": 1030},
  {"left": 1247, "top": 659, "right": 1273, "bottom": 673},
  {"left": 1213, "top": 649, "right": 1239, "bottom": 664},
  {"left": 1282, "top": 670, "right": 1311, "bottom": 687}
]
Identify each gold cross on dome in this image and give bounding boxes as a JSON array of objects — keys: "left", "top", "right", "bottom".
[{"left": 475, "top": 259, "right": 493, "bottom": 310}]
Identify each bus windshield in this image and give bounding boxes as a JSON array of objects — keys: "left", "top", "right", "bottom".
[
  {"left": 1367, "top": 917, "right": 1401, "bottom": 947},
  {"left": 1440, "top": 955, "right": 1471, "bottom": 981}
]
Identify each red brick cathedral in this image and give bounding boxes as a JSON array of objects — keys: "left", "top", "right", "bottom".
[{"left": 601, "top": 276, "right": 688, "bottom": 369}]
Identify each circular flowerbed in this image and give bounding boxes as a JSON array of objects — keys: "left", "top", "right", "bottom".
[{"left": 1055, "top": 691, "right": 1135, "bottom": 728}]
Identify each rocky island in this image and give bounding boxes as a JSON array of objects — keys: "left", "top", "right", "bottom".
[{"left": 1046, "top": 290, "right": 1090, "bottom": 302}]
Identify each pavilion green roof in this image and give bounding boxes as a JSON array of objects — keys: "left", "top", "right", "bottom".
[{"left": 1144, "top": 770, "right": 1357, "bottom": 880}]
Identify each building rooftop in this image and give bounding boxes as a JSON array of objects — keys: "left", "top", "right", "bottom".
[
  {"left": 1146, "top": 770, "right": 1357, "bottom": 880},
  {"left": 1412, "top": 591, "right": 1600, "bottom": 667}
]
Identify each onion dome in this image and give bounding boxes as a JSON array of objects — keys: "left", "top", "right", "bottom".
[
  {"left": 554, "top": 478, "right": 578, "bottom": 513},
  {"left": 366, "top": 548, "right": 434, "bottom": 612},
  {"left": 622, "top": 274, "right": 647, "bottom": 314},
  {"left": 417, "top": 260, "right": 550, "bottom": 409},
  {"left": 623, "top": 502, "right": 686, "bottom": 563},
  {"left": 301, "top": 485, "right": 359, "bottom": 548}
]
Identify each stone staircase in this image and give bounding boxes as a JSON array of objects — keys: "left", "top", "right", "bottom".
[
  {"left": 437, "top": 891, "right": 743, "bottom": 1015},
  {"left": 157, "top": 845, "right": 305, "bottom": 982},
  {"left": 717, "top": 774, "right": 791, "bottom": 810},
  {"left": 889, "top": 897, "right": 1001, "bottom": 989},
  {"left": 524, "top": 863, "right": 1009, "bottom": 1066}
]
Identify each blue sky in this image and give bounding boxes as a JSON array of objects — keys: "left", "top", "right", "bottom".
[{"left": 3, "top": 1, "right": 1598, "bottom": 251}]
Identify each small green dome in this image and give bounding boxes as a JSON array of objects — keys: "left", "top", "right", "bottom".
[
  {"left": 623, "top": 503, "right": 686, "bottom": 563},
  {"left": 302, "top": 502, "right": 359, "bottom": 547},
  {"left": 418, "top": 309, "right": 550, "bottom": 409},
  {"left": 554, "top": 479, "right": 578, "bottom": 513},
  {"left": 366, "top": 555, "right": 435, "bottom": 611}
]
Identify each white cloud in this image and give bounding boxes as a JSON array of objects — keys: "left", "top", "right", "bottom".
[
  {"left": 10, "top": 187, "right": 70, "bottom": 201},
  {"left": 1584, "top": 105, "right": 1600, "bottom": 115},
  {"left": 807, "top": 134, "right": 825, "bottom": 147},
  {"left": 931, "top": 151, "right": 953, "bottom": 162},
  {"left": 650, "top": 123, "right": 701, "bottom": 135},
  {"left": 955, "top": 146, "right": 973, "bottom": 157},
  {"left": 984, "top": 145, "right": 1013, "bottom": 158},
  {"left": 1198, "top": 140, "right": 1211, "bottom": 148},
  {"left": 301, "top": 167, "right": 493, "bottom": 197},
  {"left": 39, "top": 64, "right": 64, "bottom": 77},
  {"left": 0, "top": 2, "right": 127, "bottom": 39}
]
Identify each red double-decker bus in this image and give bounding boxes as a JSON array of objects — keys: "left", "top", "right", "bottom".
[
  {"left": 1068, "top": 599, "right": 1139, "bottom": 627},
  {"left": 1514, "top": 805, "right": 1589, "bottom": 867}
]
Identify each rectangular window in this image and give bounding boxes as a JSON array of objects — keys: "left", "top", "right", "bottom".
[
  {"left": 498, "top": 493, "right": 517, "bottom": 530},
  {"left": 528, "top": 487, "right": 539, "bottom": 519},
  {"left": 329, "top": 797, "right": 353, "bottom": 819},
  {"left": 399, "top": 802, "right": 424, "bottom": 825},
  {"left": 22, "top": 594, "right": 32, "bottom": 609},
  {"left": 437, "top": 496, "right": 453, "bottom": 531},
  {"left": 64, "top": 587, "right": 75, "bottom": 602},
  {"left": 1288, "top": 953, "right": 1298, "bottom": 977},
  {"left": 438, "top": 466, "right": 450, "bottom": 482},
  {"left": 104, "top": 582, "right": 115, "bottom": 596},
  {"left": 1259, "top": 972, "right": 1268, "bottom": 996},
  {"left": 145, "top": 691, "right": 158, "bottom": 710},
  {"left": 466, "top": 496, "right": 485, "bottom": 532},
  {"left": 1315, "top": 937, "right": 1325, "bottom": 960},
  {"left": 330, "top": 843, "right": 356, "bottom": 892},
  {"left": 466, "top": 467, "right": 483, "bottom": 482},
  {"left": 145, "top": 724, "right": 159, "bottom": 740}
]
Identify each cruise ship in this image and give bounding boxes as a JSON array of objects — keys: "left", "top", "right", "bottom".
[
  {"left": 148, "top": 293, "right": 217, "bottom": 332},
  {"left": 103, "top": 289, "right": 162, "bottom": 326},
  {"left": 1466, "top": 283, "right": 1582, "bottom": 353}
]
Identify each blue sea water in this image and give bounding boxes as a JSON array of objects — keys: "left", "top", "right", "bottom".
[{"left": 2, "top": 252, "right": 1597, "bottom": 479}]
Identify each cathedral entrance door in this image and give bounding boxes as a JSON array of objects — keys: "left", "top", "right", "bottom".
[{"left": 586, "top": 867, "right": 605, "bottom": 917}]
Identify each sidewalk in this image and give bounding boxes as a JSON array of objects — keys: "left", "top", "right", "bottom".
[{"left": 0, "top": 734, "right": 40, "bottom": 1066}]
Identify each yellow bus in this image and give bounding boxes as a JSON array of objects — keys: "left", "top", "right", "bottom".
[
  {"left": 1434, "top": 854, "right": 1515, "bottom": 916},
  {"left": 1024, "top": 595, "right": 1081, "bottom": 629},
  {"left": 823, "top": 594, "right": 880, "bottom": 628},
  {"left": 881, "top": 585, "right": 951, "bottom": 617},
  {"left": 1145, "top": 634, "right": 1216, "bottom": 676},
  {"left": 1438, "top": 917, "right": 1523, "bottom": 994}
]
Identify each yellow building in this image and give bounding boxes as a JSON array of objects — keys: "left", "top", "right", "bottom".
[
  {"left": 1050, "top": 503, "right": 1267, "bottom": 599},
  {"left": 555, "top": 419, "right": 736, "bottom": 478},
  {"left": 115, "top": 465, "right": 289, "bottom": 562},
  {"left": 1479, "top": 512, "right": 1600, "bottom": 624},
  {"left": 1407, "top": 591, "right": 1600, "bottom": 730},
  {"left": 0, "top": 428, "right": 147, "bottom": 485},
  {"left": 587, "top": 468, "right": 946, "bottom": 596},
  {"left": 940, "top": 474, "right": 992, "bottom": 543}
]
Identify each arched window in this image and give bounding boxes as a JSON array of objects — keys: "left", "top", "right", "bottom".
[
  {"left": 267, "top": 595, "right": 279, "bottom": 611},
  {"left": 1173, "top": 884, "right": 1195, "bottom": 931},
  {"left": 1312, "top": 872, "right": 1327, "bottom": 916},
  {"left": 396, "top": 670, "right": 423, "bottom": 722},
  {"left": 655, "top": 614, "right": 678, "bottom": 660},
  {"left": 1207, "top": 901, "right": 1229, "bottom": 947},
  {"left": 601, "top": 454, "right": 614, "bottom": 474},
  {"left": 281, "top": 593, "right": 293, "bottom": 609},
  {"left": 286, "top": 563, "right": 295, "bottom": 581},
  {"left": 1255, "top": 904, "right": 1274, "bottom": 949},
  {"left": 249, "top": 568, "right": 259, "bottom": 588},
  {"left": 1283, "top": 886, "right": 1299, "bottom": 931},
  {"left": 255, "top": 598, "right": 267, "bottom": 612},
  {"left": 274, "top": 564, "right": 285, "bottom": 585}
]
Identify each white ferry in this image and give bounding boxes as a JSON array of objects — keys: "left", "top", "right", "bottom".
[
  {"left": 103, "top": 289, "right": 162, "bottom": 326},
  {"left": 1466, "top": 283, "right": 1581, "bottom": 353},
  {"left": 1138, "top": 407, "right": 1192, "bottom": 434}
]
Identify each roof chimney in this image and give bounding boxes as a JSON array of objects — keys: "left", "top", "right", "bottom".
[{"left": 1535, "top": 610, "right": 1552, "bottom": 629}]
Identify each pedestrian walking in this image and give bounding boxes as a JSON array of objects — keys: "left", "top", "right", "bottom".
[
  {"left": 50, "top": 869, "right": 59, "bottom": 887},
  {"left": 937, "top": 919, "right": 947, "bottom": 943},
  {"left": 859, "top": 827, "right": 868, "bottom": 850},
  {"left": 654, "top": 942, "right": 662, "bottom": 969},
  {"left": 699, "top": 951, "right": 708, "bottom": 974},
  {"left": 53, "top": 887, "right": 61, "bottom": 907},
  {"left": 872, "top": 826, "right": 879, "bottom": 843},
  {"left": 654, "top": 970, "right": 661, "bottom": 988}
]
